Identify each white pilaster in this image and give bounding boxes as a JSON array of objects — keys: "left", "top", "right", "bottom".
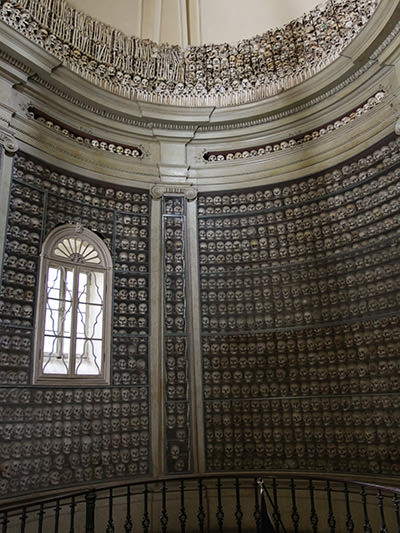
[
  {"left": 186, "top": 196, "right": 206, "bottom": 473},
  {"left": 0, "top": 128, "right": 18, "bottom": 271},
  {"left": 148, "top": 194, "right": 165, "bottom": 476}
]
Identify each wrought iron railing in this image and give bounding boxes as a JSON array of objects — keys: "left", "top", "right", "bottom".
[{"left": 0, "top": 473, "right": 399, "bottom": 532}]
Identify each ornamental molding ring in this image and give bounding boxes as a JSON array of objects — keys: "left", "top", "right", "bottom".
[
  {"left": 0, "top": 129, "right": 18, "bottom": 154},
  {"left": 26, "top": 56, "right": 394, "bottom": 133},
  {"left": 150, "top": 184, "right": 198, "bottom": 201},
  {"left": 395, "top": 117, "right": 400, "bottom": 135},
  {"left": 0, "top": 0, "right": 382, "bottom": 107},
  {"left": 9, "top": 16, "right": 397, "bottom": 135},
  {"left": 27, "top": 106, "right": 145, "bottom": 158},
  {"left": 203, "top": 90, "right": 386, "bottom": 162}
]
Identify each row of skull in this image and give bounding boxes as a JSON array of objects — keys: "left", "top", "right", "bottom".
[
  {"left": 47, "top": 194, "right": 149, "bottom": 216},
  {"left": 198, "top": 139, "right": 400, "bottom": 209},
  {"left": 200, "top": 303, "right": 399, "bottom": 331},
  {"left": 14, "top": 155, "right": 149, "bottom": 205},
  {"left": 198, "top": 199, "right": 400, "bottom": 235},
  {"left": 205, "top": 93, "right": 385, "bottom": 162},
  {"left": 198, "top": 232, "right": 398, "bottom": 266},
  {"left": 33, "top": 112, "right": 143, "bottom": 158},
  {"left": 0, "top": 459, "right": 148, "bottom": 494},
  {"left": 207, "top": 449, "right": 399, "bottom": 471},
  {"left": 201, "top": 275, "right": 400, "bottom": 302},
  {"left": 198, "top": 241, "right": 398, "bottom": 272},
  {"left": 0, "top": 385, "right": 147, "bottom": 403},
  {"left": 203, "top": 378, "right": 399, "bottom": 399},
  {"left": 201, "top": 315, "right": 399, "bottom": 352},
  {"left": 200, "top": 252, "right": 400, "bottom": 287},
  {"left": 203, "top": 351, "right": 397, "bottom": 372}
]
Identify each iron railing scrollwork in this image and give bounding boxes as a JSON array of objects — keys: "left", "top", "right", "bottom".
[{"left": 0, "top": 474, "right": 399, "bottom": 532}]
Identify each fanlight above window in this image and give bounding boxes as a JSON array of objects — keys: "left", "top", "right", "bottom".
[
  {"left": 53, "top": 237, "right": 101, "bottom": 264},
  {"left": 34, "top": 225, "right": 112, "bottom": 384}
]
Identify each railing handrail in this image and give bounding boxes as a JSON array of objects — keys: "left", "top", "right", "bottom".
[{"left": 0, "top": 471, "right": 399, "bottom": 514}]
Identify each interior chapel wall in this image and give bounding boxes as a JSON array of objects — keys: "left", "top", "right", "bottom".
[{"left": 0, "top": 132, "right": 399, "bottom": 498}]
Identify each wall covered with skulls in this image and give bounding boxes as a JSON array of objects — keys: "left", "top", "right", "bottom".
[
  {"left": 1, "top": 133, "right": 400, "bottom": 499},
  {"left": 198, "top": 134, "right": 400, "bottom": 476},
  {"left": 0, "top": 154, "right": 151, "bottom": 495}
]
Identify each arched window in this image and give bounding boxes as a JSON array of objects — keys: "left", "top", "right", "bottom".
[{"left": 34, "top": 224, "right": 112, "bottom": 384}]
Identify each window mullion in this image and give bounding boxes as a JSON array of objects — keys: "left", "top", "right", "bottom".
[
  {"left": 39, "top": 262, "right": 51, "bottom": 375},
  {"left": 57, "top": 266, "right": 66, "bottom": 358},
  {"left": 69, "top": 267, "right": 79, "bottom": 376},
  {"left": 85, "top": 271, "right": 91, "bottom": 358}
]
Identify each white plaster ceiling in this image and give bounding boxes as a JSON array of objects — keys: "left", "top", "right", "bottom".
[{"left": 67, "top": 0, "right": 322, "bottom": 46}]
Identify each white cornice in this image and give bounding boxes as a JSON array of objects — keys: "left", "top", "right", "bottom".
[{"left": 0, "top": 0, "right": 398, "bottom": 131}]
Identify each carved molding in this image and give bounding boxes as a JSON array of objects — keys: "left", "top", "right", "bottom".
[
  {"left": 203, "top": 91, "right": 386, "bottom": 161},
  {"left": 28, "top": 107, "right": 145, "bottom": 158},
  {"left": 0, "top": 129, "right": 18, "bottom": 155},
  {"left": 151, "top": 184, "right": 198, "bottom": 201},
  {"left": 395, "top": 117, "right": 400, "bottom": 135},
  {"left": 27, "top": 60, "right": 394, "bottom": 133}
]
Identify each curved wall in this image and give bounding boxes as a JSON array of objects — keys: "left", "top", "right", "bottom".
[
  {"left": 0, "top": 135, "right": 400, "bottom": 498},
  {"left": 198, "top": 135, "right": 400, "bottom": 475},
  {"left": 0, "top": 155, "right": 152, "bottom": 495}
]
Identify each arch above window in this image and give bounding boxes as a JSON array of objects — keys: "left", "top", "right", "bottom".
[{"left": 33, "top": 224, "right": 112, "bottom": 385}]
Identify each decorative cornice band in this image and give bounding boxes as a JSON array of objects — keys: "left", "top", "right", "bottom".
[
  {"left": 0, "top": 49, "right": 34, "bottom": 75},
  {"left": 0, "top": 0, "right": 381, "bottom": 107},
  {"left": 203, "top": 91, "right": 386, "bottom": 162},
  {"left": 22, "top": 11, "right": 400, "bottom": 135},
  {"left": 27, "top": 106, "right": 144, "bottom": 158}
]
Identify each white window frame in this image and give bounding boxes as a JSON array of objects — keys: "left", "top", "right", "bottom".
[{"left": 33, "top": 224, "right": 112, "bottom": 385}]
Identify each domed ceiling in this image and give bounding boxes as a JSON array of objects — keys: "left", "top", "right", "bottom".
[
  {"left": 0, "top": 0, "right": 382, "bottom": 106},
  {"left": 67, "top": 0, "right": 321, "bottom": 47}
]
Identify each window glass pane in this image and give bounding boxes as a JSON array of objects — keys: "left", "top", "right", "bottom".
[
  {"left": 77, "top": 270, "right": 104, "bottom": 338},
  {"left": 91, "top": 271, "right": 104, "bottom": 304},
  {"left": 65, "top": 268, "right": 74, "bottom": 300},
  {"left": 44, "top": 300, "right": 60, "bottom": 337},
  {"left": 75, "top": 269, "right": 104, "bottom": 375},
  {"left": 78, "top": 271, "right": 88, "bottom": 303},
  {"left": 78, "top": 271, "right": 104, "bottom": 303},
  {"left": 78, "top": 304, "right": 103, "bottom": 339},
  {"left": 75, "top": 339, "right": 102, "bottom": 375},
  {"left": 47, "top": 267, "right": 61, "bottom": 299},
  {"left": 42, "top": 337, "right": 70, "bottom": 374},
  {"left": 42, "top": 265, "right": 73, "bottom": 374}
]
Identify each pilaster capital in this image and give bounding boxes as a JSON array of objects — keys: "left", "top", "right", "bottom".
[
  {"left": 395, "top": 117, "right": 400, "bottom": 136},
  {"left": 150, "top": 184, "right": 198, "bottom": 201},
  {"left": 0, "top": 129, "right": 18, "bottom": 155}
]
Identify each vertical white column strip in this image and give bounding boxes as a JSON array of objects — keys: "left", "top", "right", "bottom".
[
  {"left": 186, "top": 197, "right": 206, "bottom": 473},
  {"left": 179, "top": 0, "right": 189, "bottom": 48},
  {"left": 149, "top": 195, "right": 165, "bottom": 476},
  {"left": 196, "top": 0, "right": 202, "bottom": 46},
  {"left": 0, "top": 131, "right": 18, "bottom": 271},
  {"left": 137, "top": 0, "right": 143, "bottom": 38},
  {"left": 153, "top": 0, "right": 162, "bottom": 43}
]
